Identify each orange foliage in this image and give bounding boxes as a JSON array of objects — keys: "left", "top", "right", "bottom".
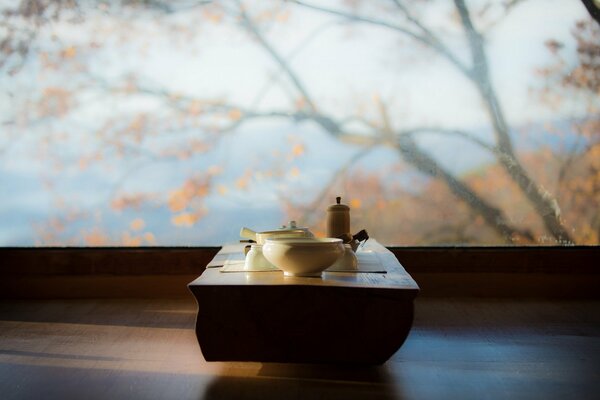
[
  {"left": 227, "top": 109, "right": 242, "bottom": 121},
  {"left": 83, "top": 229, "right": 109, "bottom": 246},
  {"left": 235, "top": 169, "right": 252, "bottom": 190},
  {"left": 350, "top": 198, "right": 362, "bottom": 209},
  {"left": 160, "top": 139, "right": 210, "bottom": 160},
  {"left": 111, "top": 193, "right": 152, "bottom": 211},
  {"left": 530, "top": 18, "right": 600, "bottom": 243},
  {"left": 276, "top": 10, "right": 291, "bottom": 22},
  {"left": 168, "top": 176, "right": 211, "bottom": 212},
  {"left": 61, "top": 46, "right": 77, "bottom": 59},
  {"left": 130, "top": 218, "right": 145, "bottom": 231},
  {"left": 122, "top": 231, "right": 143, "bottom": 246},
  {"left": 202, "top": 8, "right": 223, "bottom": 23},
  {"left": 217, "top": 185, "right": 228, "bottom": 195},
  {"left": 292, "top": 143, "right": 305, "bottom": 157},
  {"left": 286, "top": 141, "right": 599, "bottom": 245},
  {"left": 295, "top": 97, "right": 306, "bottom": 110},
  {"left": 38, "top": 87, "right": 72, "bottom": 117},
  {"left": 171, "top": 212, "right": 202, "bottom": 227},
  {"left": 188, "top": 100, "right": 204, "bottom": 116},
  {"left": 143, "top": 232, "right": 156, "bottom": 244},
  {"left": 165, "top": 173, "right": 212, "bottom": 228},
  {"left": 168, "top": 190, "right": 189, "bottom": 212}
]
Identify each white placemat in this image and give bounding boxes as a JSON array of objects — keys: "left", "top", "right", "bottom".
[
  {"left": 327, "top": 251, "right": 387, "bottom": 273},
  {"left": 219, "top": 251, "right": 386, "bottom": 273},
  {"left": 206, "top": 246, "right": 245, "bottom": 268},
  {"left": 220, "top": 259, "right": 278, "bottom": 272}
]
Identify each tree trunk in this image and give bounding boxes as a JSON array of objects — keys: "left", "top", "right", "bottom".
[
  {"left": 396, "top": 134, "right": 535, "bottom": 243},
  {"left": 454, "top": 0, "right": 573, "bottom": 244}
]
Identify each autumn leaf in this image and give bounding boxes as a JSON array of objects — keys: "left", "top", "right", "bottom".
[
  {"left": 128, "top": 114, "right": 147, "bottom": 134},
  {"left": 168, "top": 92, "right": 183, "bottom": 101},
  {"left": 190, "top": 139, "right": 209, "bottom": 153},
  {"left": 276, "top": 10, "right": 290, "bottom": 22},
  {"left": 217, "top": 185, "right": 228, "bottom": 195},
  {"left": 203, "top": 9, "right": 223, "bottom": 23},
  {"left": 38, "top": 87, "right": 72, "bottom": 117},
  {"left": 130, "top": 218, "right": 145, "bottom": 231},
  {"left": 78, "top": 157, "right": 88, "bottom": 171},
  {"left": 236, "top": 177, "right": 249, "bottom": 189},
  {"left": 168, "top": 189, "right": 188, "bottom": 212},
  {"left": 176, "top": 150, "right": 191, "bottom": 160},
  {"left": 111, "top": 193, "right": 149, "bottom": 211},
  {"left": 228, "top": 108, "right": 242, "bottom": 121},
  {"left": 61, "top": 46, "right": 77, "bottom": 59},
  {"left": 295, "top": 97, "right": 306, "bottom": 110},
  {"left": 171, "top": 212, "right": 200, "bottom": 227},
  {"left": 121, "top": 232, "right": 142, "bottom": 246},
  {"left": 197, "top": 185, "right": 208, "bottom": 196},
  {"left": 143, "top": 232, "right": 156, "bottom": 244},
  {"left": 292, "top": 143, "right": 305, "bottom": 157},
  {"left": 544, "top": 39, "right": 563, "bottom": 54},
  {"left": 83, "top": 229, "right": 109, "bottom": 246},
  {"left": 235, "top": 169, "right": 252, "bottom": 190},
  {"left": 188, "top": 100, "right": 203, "bottom": 115}
]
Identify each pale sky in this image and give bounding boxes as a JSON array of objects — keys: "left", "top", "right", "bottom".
[{"left": 0, "top": 0, "right": 594, "bottom": 245}]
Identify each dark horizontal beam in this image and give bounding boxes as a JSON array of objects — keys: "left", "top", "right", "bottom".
[
  {"left": 1, "top": 246, "right": 597, "bottom": 275},
  {"left": 0, "top": 246, "right": 598, "bottom": 299},
  {"left": 0, "top": 247, "right": 220, "bottom": 275},
  {"left": 389, "top": 246, "right": 599, "bottom": 273}
]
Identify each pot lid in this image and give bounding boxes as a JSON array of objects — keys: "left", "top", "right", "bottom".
[
  {"left": 327, "top": 196, "right": 350, "bottom": 211},
  {"left": 271, "top": 220, "right": 310, "bottom": 233}
]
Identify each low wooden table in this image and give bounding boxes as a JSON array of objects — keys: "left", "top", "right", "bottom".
[{"left": 188, "top": 240, "right": 419, "bottom": 364}]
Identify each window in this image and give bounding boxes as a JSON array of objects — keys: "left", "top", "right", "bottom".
[{"left": 1, "top": 0, "right": 597, "bottom": 246}]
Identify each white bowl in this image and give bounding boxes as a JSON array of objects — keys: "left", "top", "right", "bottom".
[
  {"left": 263, "top": 238, "right": 344, "bottom": 277},
  {"left": 244, "top": 244, "right": 276, "bottom": 271}
]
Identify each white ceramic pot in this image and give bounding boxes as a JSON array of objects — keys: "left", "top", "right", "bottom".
[
  {"left": 262, "top": 238, "right": 344, "bottom": 277},
  {"left": 240, "top": 221, "right": 314, "bottom": 245},
  {"left": 329, "top": 244, "right": 358, "bottom": 270}
]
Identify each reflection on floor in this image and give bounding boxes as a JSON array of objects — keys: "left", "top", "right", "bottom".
[{"left": 0, "top": 298, "right": 598, "bottom": 399}]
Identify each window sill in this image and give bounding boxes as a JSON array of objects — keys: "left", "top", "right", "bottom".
[{"left": 0, "top": 246, "right": 598, "bottom": 299}]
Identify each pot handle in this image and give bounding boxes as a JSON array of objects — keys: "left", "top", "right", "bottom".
[{"left": 240, "top": 227, "right": 257, "bottom": 241}]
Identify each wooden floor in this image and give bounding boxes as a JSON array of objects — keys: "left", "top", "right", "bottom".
[{"left": 0, "top": 297, "right": 598, "bottom": 400}]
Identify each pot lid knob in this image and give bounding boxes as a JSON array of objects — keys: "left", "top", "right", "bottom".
[
  {"left": 327, "top": 196, "right": 349, "bottom": 211},
  {"left": 280, "top": 220, "right": 299, "bottom": 229}
]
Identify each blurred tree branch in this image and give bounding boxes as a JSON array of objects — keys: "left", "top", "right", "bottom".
[
  {"left": 288, "top": 0, "right": 573, "bottom": 242},
  {"left": 581, "top": 0, "right": 600, "bottom": 24},
  {"left": 5, "top": 0, "right": 591, "bottom": 244},
  {"left": 124, "top": 1, "right": 552, "bottom": 242},
  {"left": 238, "top": 2, "right": 317, "bottom": 112},
  {"left": 289, "top": 0, "right": 470, "bottom": 76},
  {"left": 454, "top": 0, "right": 572, "bottom": 242}
]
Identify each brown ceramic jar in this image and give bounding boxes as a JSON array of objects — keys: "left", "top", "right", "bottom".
[{"left": 326, "top": 197, "right": 351, "bottom": 240}]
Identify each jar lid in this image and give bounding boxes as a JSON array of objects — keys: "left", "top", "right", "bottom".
[{"left": 327, "top": 196, "right": 349, "bottom": 211}]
